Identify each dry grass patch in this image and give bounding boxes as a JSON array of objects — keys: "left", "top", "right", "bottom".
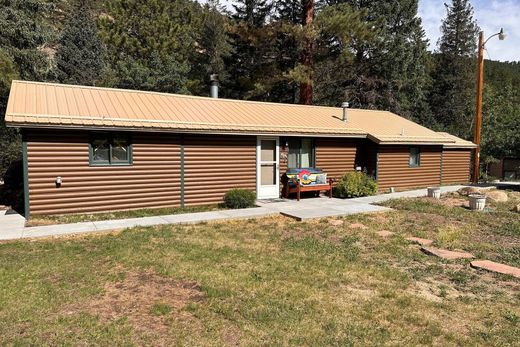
[{"left": 62, "top": 270, "right": 204, "bottom": 337}]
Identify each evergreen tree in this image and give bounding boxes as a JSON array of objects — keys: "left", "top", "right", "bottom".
[
  {"left": 224, "top": 0, "right": 277, "bottom": 100},
  {"left": 430, "top": 0, "right": 479, "bottom": 138},
  {"left": 0, "top": 0, "right": 55, "bottom": 81},
  {"left": 55, "top": 0, "right": 105, "bottom": 86},
  {"left": 191, "top": 0, "right": 233, "bottom": 96},
  {"left": 0, "top": 0, "right": 55, "bottom": 179},
  {"left": 315, "top": 0, "right": 431, "bottom": 122},
  {"left": 99, "top": 0, "right": 201, "bottom": 93}
]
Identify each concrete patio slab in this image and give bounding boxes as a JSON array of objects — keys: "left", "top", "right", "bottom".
[
  {"left": 280, "top": 204, "right": 390, "bottom": 221},
  {"left": 0, "top": 214, "right": 26, "bottom": 240},
  {"left": 470, "top": 260, "right": 520, "bottom": 278},
  {"left": 421, "top": 246, "right": 474, "bottom": 260},
  {"left": 219, "top": 207, "right": 275, "bottom": 219}
]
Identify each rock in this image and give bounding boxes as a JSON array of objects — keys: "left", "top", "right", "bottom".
[
  {"left": 377, "top": 230, "right": 394, "bottom": 237},
  {"left": 349, "top": 223, "right": 368, "bottom": 230},
  {"left": 513, "top": 204, "right": 520, "bottom": 213},
  {"left": 406, "top": 237, "right": 433, "bottom": 246},
  {"left": 485, "top": 190, "right": 508, "bottom": 203},
  {"left": 329, "top": 219, "right": 344, "bottom": 226},
  {"left": 470, "top": 260, "right": 520, "bottom": 278},
  {"left": 421, "top": 247, "right": 474, "bottom": 260},
  {"left": 457, "top": 187, "right": 482, "bottom": 196}
]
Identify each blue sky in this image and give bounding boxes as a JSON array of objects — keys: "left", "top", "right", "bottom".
[{"left": 199, "top": 0, "right": 518, "bottom": 62}]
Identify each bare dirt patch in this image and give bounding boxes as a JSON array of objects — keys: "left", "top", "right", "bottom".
[{"left": 63, "top": 270, "right": 204, "bottom": 336}]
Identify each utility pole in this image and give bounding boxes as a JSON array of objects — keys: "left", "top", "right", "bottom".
[
  {"left": 471, "top": 28, "right": 505, "bottom": 184},
  {"left": 472, "top": 31, "right": 484, "bottom": 184}
]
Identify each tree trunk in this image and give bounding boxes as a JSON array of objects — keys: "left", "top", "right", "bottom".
[{"left": 299, "top": 0, "right": 314, "bottom": 105}]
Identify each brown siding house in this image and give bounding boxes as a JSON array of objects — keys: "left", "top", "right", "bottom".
[
  {"left": 5, "top": 81, "right": 476, "bottom": 217},
  {"left": 377, "top": 146, "right": 442, "bottom": 191},
  {"left": 441, "top": 149, "right": 472, "bottom": 185}
]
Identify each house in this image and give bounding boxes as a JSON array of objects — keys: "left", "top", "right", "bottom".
[
  {"left": 5, "top": 81, "right": 476, "bottom": 217},
  {"left": 488, "top": 157, "right": 520, "bottom": 181}
]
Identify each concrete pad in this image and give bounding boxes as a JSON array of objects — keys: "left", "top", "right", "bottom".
[
  {"left": 160, "top": 211, "right": 229, "bottom": 224},
  {"left": 23, "top": 222, "right": 96, "bottom": 238},
  {"left": 470, "top": 260, "right": 520, "bottom": 278},
  {"left": 0, "top": 214, "right": 26, "bottom": 240},
  {"left": 281, "top": 208, "right": 346, "bottom": 221},
  {"left": 406, "top": 237, "right": 433, "bottom": 246},
  {"left": 421, "top": 246, "right": 474, "bottom": 260},
  {"left": 377, "top": 230, "right": 394, "bottom": 237},
  {"left": 93, "top": 216, "right": 170, "bottom": 231},
  {"left": 219, "top": 207, "right": 274, "bottom": 219}
]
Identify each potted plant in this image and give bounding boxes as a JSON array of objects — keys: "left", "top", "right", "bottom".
[
  {"left": 427, "top": 187, "right": 441, "bottom": 199},
  {"left": 469, "top": 194, "right": 486, "bottom": 211}
]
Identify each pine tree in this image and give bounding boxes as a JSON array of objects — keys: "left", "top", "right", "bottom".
[
  {"left": 190, "top": 0, "right": 233, "bottom": 96},
  {"left": 299, "top": 0, "right": 315, "bottom": 104},
  {"left": 99, "top": 0, "right": 200, "bottom": 93},
  {"left": 224, "top": 0, "right": 276, "bottom": 100},
  {"left": 430, "top": 0, "right": 479, "bottom": 138},
  {"left": 316, "top": 0, "right": 431, "bottom": 121},
  {"left": 0, "top": 0, "right": 55, "bottom": 180},
  {"left": 0, "top": 0, "right": 54, "bottom": 81},
  {"left": 55, "top": 0, "right": 105, "bottom": 86}
]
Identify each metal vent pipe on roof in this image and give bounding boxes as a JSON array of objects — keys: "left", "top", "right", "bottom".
[
  {"left": 210, "top": 74, "right": 219, "bottom": 98},
  {"left": 341, "top": 102, "right": 349, "bottom": 122}
]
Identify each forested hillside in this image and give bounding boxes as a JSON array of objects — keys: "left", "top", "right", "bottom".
[{"left": 0, "top": 0, "right": 518, "bottom": 178}]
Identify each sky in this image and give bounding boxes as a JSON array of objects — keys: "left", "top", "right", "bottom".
[{"left": 199, "top": 0, "right": 519, "bottom": 62}]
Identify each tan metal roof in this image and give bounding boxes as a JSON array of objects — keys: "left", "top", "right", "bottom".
[
  {"left": 437, "top": 132, "right": 477, "bottom": 148},
  {"left": 5, "top": 80, "right": 469, "bottom": 145}
]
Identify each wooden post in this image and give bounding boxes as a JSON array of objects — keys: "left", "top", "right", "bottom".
[{"left": 472, "top": 31, "right": 485, "bottom": 184}]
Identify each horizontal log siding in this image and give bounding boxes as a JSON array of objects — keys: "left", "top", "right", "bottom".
[
  {"left": 183, "top": 135, "right": 256, "bottom": 206},
  {"left": 441, "top": 149, "right": 471, "bottom": 185},
  {"left": 377, "top": 146, "right": 442, "bottom": 191},
  {"left": 315, "top": 138, "right": 357, "bottom": 179},
  {"left": 26, "top": 130, "right": 182, "bottom": 215}
]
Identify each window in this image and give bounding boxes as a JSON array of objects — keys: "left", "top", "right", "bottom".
[
  {"left": 287, "top": 138, "right": 315, "bottom": 168},
  {"left": 90, "top": 134, "right": 132, "bottom": 166},
  {"left": 409, "top": 147, "right": 420, "bottom": 167}
]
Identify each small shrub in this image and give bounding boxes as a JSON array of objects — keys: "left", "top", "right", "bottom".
[
  {"left": 333, "top": 172, "right": 377, "bottom": 198},
  {"left": 223, "top": 189, "right": 256, "bottom": 209}
]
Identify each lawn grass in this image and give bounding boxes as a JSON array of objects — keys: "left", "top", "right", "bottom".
[
  {"left": 25, "top": 204, "right": 224, "bottom": 227},
  {"left": 0, "top": 192, "right": 519, "bottom": 346}
]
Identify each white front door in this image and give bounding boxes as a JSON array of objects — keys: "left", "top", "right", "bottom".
[{"left": 257, "top": 137, "right": 280, "bottom": 199}]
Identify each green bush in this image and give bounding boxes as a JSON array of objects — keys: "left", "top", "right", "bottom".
[
  {"left": 333, "top": 172, "right": 378, "bottom": 198},
  {"left": 223, "top": 189, "right": 256, "bottom": 209}
]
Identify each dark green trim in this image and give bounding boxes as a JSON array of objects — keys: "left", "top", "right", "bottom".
[
  {"left": 88, "top": 132, "right": 132, "bottom": 166},
  {"left": 180, "top": 135, "right": 185, "bottom": 208},
  {"left": 375, "top": 150, "right": 379, "bottom": 181},
  {"left": 22, "top": 131, "right": 30, "bottom": 219}
]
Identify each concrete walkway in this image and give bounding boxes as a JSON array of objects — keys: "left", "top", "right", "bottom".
[{"left": 0, "top": 185, "right": 466, "bottom": 241}]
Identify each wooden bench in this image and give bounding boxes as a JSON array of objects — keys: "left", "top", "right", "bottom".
[{"left": 281, "top": 174, "right": 335, "bottom": 201}]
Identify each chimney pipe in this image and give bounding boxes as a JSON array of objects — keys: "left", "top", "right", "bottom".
[
  {"left": 210, "top": 74, "right": 219, "bottom": 98},
  {"left": 341, "top": 102, "right": 349, "bottom": 122}
]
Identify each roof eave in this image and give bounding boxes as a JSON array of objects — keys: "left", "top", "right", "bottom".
[{"left": 6, "top": 122, "right": 368, "bottom": 138}]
